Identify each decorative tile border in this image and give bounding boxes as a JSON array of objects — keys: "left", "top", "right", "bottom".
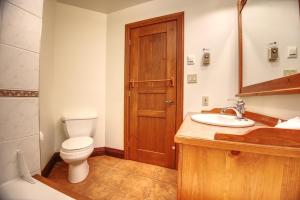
[{"left": 0, "top": 89, "right": 39, "bottom": 97}]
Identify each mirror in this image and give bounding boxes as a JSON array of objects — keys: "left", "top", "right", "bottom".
[{"left": 238, "top": 0, "right": 300, "bottom": 96}]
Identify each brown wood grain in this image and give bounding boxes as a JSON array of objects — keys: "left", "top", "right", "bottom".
[
  {"left": 90, "top": 147, "right": 105, "bottom": 157},
  {"left": 238, "top": 87, "right": 300, "bottom": 97},
  {"left": 41, "top": 152, "right": 62, "bottom": 177},
  {"left": 215, "top": 128, "right": 300, "bottom": 148},
  {"left": 240, "top": 74, "right": 300, "bottom": 95},
  {"left": 33, "top": 175, "right": 92, "bottom": 200},
  {"left": 176, "top": 110, "right": 300, "bottom": 199},
  {"left": 177, "top": 144, "right": 300, "bottom": 200},
  {"left": 129, "top": 21, "right": 175, "bottom": 168},
  {"left": 124, "top": 12, "right": 184, "bottom": 169},
  {"left": 175, "top": 113, "right": 300, "bottom": 158},
  {"left": 105, "top": 147, "right": 124, "bottom": 158},
  {"left": 237, "top": 0, "right": 300, "bottom": 97}
]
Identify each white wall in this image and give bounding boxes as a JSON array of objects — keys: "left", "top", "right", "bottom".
[
  {"left": 105, "top": 0, "right": 239, "bottom": 149},
  {"left": 39, "top": 0, "right": 56, "bottom": 169},
  {"left": 52, "top": 3, "right": 107, "bottom": 151},
  {"left": 38, "top": 0, "right": 300, "bottom": 165},
  {"left": 243, "top": 94, "right": 300, "bottom": 119},
  {"left": 243, "top": 0, "right": 300, "bottom": 86},
  {"left": 0, "top": 0, "right": 43, "bottom": 183}
]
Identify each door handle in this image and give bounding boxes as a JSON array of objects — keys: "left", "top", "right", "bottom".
[{"left": 164, "top": 100, "right": 174, "bottom": 104}]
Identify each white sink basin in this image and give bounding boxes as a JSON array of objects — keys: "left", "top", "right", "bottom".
[{"left": 191, "top": 113, "right": 255, "bottom": 128}]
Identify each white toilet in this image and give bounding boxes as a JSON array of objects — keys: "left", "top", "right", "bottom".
[{"left": 60, "top": 115, "right": 97, "bottom": 183}]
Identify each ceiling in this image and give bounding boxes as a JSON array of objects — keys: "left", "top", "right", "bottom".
[{"left": 58, "top": 0, "right": 153, "bottom": 13}]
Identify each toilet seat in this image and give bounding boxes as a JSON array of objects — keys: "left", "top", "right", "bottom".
[{"left": 61, "top": 136, "right": 93, "bottom": 153}]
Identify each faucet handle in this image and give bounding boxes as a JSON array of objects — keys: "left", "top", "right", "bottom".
[
  {"left": 227, "top": 98, "right": 245, "bottom": 114},
  {"left": 237, "top": 99, "right": 245, "bottom": 105},
  {"left": 236, "top": 99, "right": 246, "bottom": 114}
]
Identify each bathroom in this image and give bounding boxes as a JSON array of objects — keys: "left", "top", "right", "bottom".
[{"left": 0, "top": 0, "right": 300, "bottom": 199}]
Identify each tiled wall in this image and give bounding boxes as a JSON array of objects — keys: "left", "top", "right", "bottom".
[{"left": 0, "top": 0, "right": 43, "bottom": 184}]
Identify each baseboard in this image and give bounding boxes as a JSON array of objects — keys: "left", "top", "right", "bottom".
[
  {"left": 105, "top": 147, "right": 124, "bottom": 158},
  {"left": 42, "top": 147, "right": 124, "bottom": 177},
  {"left": 41, "top": 152, "right": 62, "bottom": 177},
  {"left": 91, "top": 147, "right": 105, "bottom": 157}
]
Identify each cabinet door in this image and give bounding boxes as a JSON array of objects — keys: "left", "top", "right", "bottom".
[{"left": 178, "top": 144, "right": 300, "bottom": 200}]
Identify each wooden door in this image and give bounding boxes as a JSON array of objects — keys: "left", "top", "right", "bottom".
[{"left": 126, "top": 14, "right": 183, "bottom": 168}]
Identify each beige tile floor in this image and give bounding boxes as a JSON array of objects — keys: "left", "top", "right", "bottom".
[{"left": 48, "top": 156, "right": 177, "bottom": 200}]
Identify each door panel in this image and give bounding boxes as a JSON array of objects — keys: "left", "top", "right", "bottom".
[{"left": 128, "top": 21, "right": 177, "bottom": 168}]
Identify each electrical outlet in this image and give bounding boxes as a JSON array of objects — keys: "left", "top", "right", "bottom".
[
  {"left": 202, "top": 96, "right": 209, "bottom": 106},
  {"left": 187, "top": 74, "right": 197, "bottom": 84}
]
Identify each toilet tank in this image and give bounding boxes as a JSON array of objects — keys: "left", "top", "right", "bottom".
[{"left": 62, "top": 115, "right": 97, "bottom": 138}]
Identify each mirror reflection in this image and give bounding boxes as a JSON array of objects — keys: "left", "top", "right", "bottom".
[{"left": 243, "top": 0, "right": 300, "bottom": 87}]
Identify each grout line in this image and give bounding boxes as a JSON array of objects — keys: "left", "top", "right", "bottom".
[
  {"left": 0, "top": 133, "right": 39, "bottom": 144},
  {"left": 0, "top": 89, "right": 39, "bottom": 97},
  {"left": 0, "top": 87, "right": 39, "bottom": 91},
  {"left": 6, "top": 1, "right": 42, "bottom": 19},
  {"left": 0, "top": 42, "right": 40, "bottom": 54},
  {"left": 0, "top": 1, "right": 4, "bottom": 34}
]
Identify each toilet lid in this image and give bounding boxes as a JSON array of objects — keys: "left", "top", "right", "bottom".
[{"left": 62, "top": 136, "right": 93, "bottom": 151}]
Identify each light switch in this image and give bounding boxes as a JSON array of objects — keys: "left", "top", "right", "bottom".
[
  {"left": 288, "top": 47, "right": 297, "bottom": 58},
  {"left": 187, "top": 74, "right": 197, "bottom": 84},
  {"left": 187, "top": 55, "right": 196, "bottom": 65}
]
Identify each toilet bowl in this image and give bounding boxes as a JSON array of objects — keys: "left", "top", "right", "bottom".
[
  {"left": 60, "top": 115, "right": 97, "bottom": 183},
  {"left": 60, "top": 136, "right": 94, "bottom": 183}
]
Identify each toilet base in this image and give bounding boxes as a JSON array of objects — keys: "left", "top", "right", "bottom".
[{"left": 68, "top": 160, "right": 89, "bottom": 183}]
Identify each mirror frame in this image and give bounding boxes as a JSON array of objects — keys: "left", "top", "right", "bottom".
[{"left": 237, "top": 0, "right": 300, "bottom": 97}]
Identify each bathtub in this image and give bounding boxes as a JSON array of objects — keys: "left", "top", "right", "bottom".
[{"left": 0, "top": 178, "right": 75, "bottom": 200}]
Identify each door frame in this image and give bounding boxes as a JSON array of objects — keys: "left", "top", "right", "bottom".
[{"left": 124, "top": 12, "right": 184, "bottom": 165}]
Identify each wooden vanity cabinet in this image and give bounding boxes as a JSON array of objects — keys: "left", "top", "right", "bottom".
[
  {"left": 175, "top": 112, "right": 300, "bottom": 200},
  {"left": 176, "top": 143, "right": 300, "bottom": 200}
]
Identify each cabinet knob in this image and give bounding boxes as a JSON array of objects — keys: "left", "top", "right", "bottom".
[{"left": 229, "top": 150, "right": 241, "bottom": 157}]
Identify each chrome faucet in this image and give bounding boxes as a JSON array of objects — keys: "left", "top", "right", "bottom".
[{"left": 221, "top": 99, "right": 246, "bottom": 119}]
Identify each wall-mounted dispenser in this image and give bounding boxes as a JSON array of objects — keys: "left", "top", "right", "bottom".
[
  {"left": 268, "top": 42, "right": 279, "bottom": 61},
  {"left": 202, "top": 48, "right": 210, "bottom": 65}
]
